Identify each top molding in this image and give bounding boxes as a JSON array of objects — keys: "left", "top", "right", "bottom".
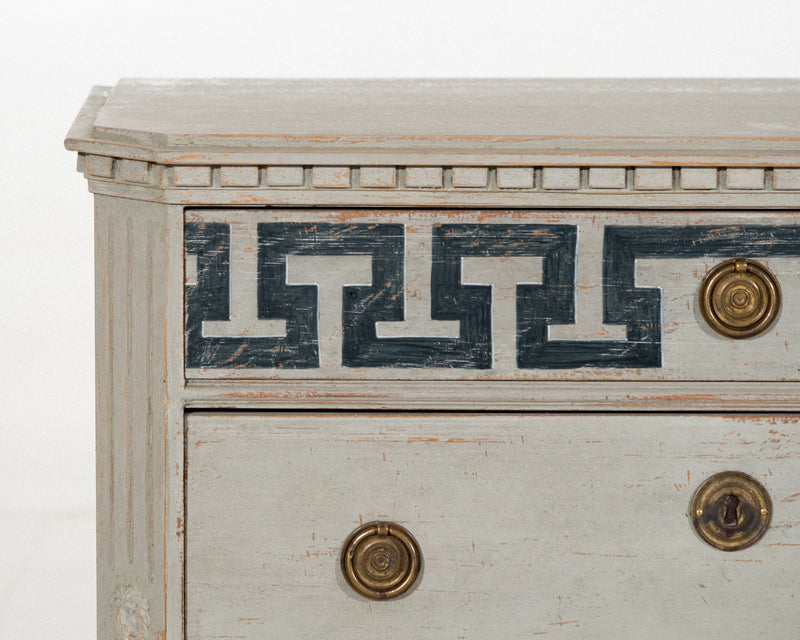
[{"left": 66, "top": 79, "right": 800, "bottom": 166}]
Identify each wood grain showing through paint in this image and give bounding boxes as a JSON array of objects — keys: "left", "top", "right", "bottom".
[
  {"left": 185, "top": 413, "right": 800, "bottom": 640},
  {"left": 68, "top": 80, "right": 800, "bottom": 640},
  {"left": 185, "top": 209, "right": 800, "bottom": 382}
]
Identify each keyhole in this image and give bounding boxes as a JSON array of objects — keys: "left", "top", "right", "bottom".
[{"left": 722, "top": 494, "right": 740, "bottom": 528}]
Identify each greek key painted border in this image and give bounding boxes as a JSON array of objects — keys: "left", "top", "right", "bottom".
[{"left": 185, "top": 219, "right": 800, "bottom": 371}]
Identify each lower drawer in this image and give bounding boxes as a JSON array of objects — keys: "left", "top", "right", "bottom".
[{"left": 185, "top": 413, "right": 800, "bottom": 639}]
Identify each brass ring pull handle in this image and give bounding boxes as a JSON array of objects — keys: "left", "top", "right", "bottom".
[
  {"left": 691, "top": 471, "right": 772, "bottom": 551},
  {"left": 699, "top": 258, "right": 780, "bottom": 338},
  {"left": 341, "top": 521, "right": 422, "bottom": 600}
]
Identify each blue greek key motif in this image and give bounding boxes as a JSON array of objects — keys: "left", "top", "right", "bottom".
[{"left": 185, "top": 220, "right": 800, "bottom": 370}]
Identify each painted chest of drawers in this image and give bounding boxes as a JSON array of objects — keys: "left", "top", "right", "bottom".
[{"left": 66, "top": 79, "right": 800, "bottom": 639}]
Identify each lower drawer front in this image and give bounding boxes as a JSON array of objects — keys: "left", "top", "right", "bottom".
[{"left": 185, "top": 414, "right": 800, "bottom": 639}]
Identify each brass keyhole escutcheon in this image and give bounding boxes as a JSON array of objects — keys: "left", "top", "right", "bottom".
[
  {"left": 699, "top": 258, "right": 780, "bottom": 339},
  {"left": 341, "top": 521, "right": 422, "bottom": 600},
  {"left": 691, "top": 471, "right": 772, "bottom": 551}
]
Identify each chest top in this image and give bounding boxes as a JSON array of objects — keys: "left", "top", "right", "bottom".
[{"left": 69, "top": 78, "right": 800, "bottom": 155}]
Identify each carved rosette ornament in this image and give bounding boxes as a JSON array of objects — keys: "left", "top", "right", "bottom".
[{"left": 111, "top": 586, "right": 151, "bottom": 640}]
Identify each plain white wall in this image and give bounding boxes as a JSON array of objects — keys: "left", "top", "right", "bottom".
[{"left": 1, "top": 0, "right": 798, "bottom": 637}]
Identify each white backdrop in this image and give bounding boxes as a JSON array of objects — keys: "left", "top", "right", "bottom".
[{"left": 1, "top": 1, "right": 798, "bottom": 637}]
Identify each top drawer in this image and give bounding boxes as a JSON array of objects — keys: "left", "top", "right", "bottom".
[{"left": 185, "top": 209, "right": 800, "bottom": 382}]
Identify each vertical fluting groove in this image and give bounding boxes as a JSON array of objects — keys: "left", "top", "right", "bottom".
[
  {"left": 165, "top": 213, "right": 173, "bottom": 637},
  {"left": 96, "top": 198, "right": 172, "bottom": 640},
  {"left": 146, "top": 220, "right": 156, "bottom": 581},
  {"left": 111, "top": 211, "right": 124, "bottom": 574},
  {"left": 136, "top": 216, "right": 150, "bottom": 577},
  {"left": 125, "top": 215, "right": 135, "bottom": 564},
  {"left": 102, "top": 210, "right": 115, "bottom": 573}
]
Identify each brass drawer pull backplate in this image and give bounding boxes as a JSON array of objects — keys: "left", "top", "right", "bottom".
[
  {"left": 699, "top": 258, "right": 781, "bottom": 339},
  {"left": 341, "top": 521, "right": 422, "bottom": 600}
]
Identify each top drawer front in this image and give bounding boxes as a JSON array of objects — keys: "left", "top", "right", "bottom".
[{"left": 185, "top": 209, "right": 800, "bottom": 381}]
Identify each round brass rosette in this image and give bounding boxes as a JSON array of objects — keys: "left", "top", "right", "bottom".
[
  {"left": 691, "top": 471, "right": 771, "bottom": 551},
  {"left": 341, "top": 522, "right": 421, "bottom": 600},
  {"left": 699, "top": 258, "right": 780, "bottom": 339}
]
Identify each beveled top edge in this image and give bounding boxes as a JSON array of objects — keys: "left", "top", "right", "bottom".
[{"left": 65, "top": 79, "right": 800, "bottom": 164}]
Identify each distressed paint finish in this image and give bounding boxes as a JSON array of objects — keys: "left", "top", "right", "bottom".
[
  {"left": 452, "top": 167, "right": 489, "bottom": 188},
  {"left": 185, "top": 413, "right": 800, "bottom": 640},
  {"left": 266, "top": 166, "right": 304, "bottom": 186},
  {"left": 635, "top": 168, "right": 673, "bottom": 190},
  {"left": 66, "top": 80, "right": 800, "bottom": 160},
  {"left": 173, "top": 166, "right": 212, "bottom": 187},
  {"left": 66, "top": 80, "right": 800, "bottom": 640},
  {"left": 497, "top": 167, "right": 534, "bottom": 189},
  {"left": 360, "top": 166, "right": 396, "bottom": 188},
  {"left": 681, "top": 168, "right": 718, "bottom": 190},
  {"left": 312, "top": 166, "right": 350, "bottom": 188},
  {"left": 185, "top": 209, "right": 800, "bottom": 381},
  {"left": 184, "top": 379, "right": 800, "bottom": 412},
  {"left": 117, "top": 159, "right": 149, "bottom": 184},
  {"left": 542, "top": 167, "right": 580, "bottom": 190},
  {"left": 588, "top": 167, "right": 626, "bottom": 189},
  {"left": 220, "top": 166, "right": 259, "bottom": 187},
  {"left": 775, "top": 169, "right": 800, "bottom": 190},
  {"left": 727, "top": 169, "right": 766, "bottom": 190},
  {"left": 86, "top": 182, "right": 800, "bottom": 208},
  {"left": 74, "top": 155, "right": 800, "bottom": 197},
  {"left": 187, "top": 219, "right": 574, "bottom": 370},
  {"left": 406, "top": 167, "right": 443, "bottom": 188},
  {"left": 94, "top": 196, "right": 184, "bottom": 640}
]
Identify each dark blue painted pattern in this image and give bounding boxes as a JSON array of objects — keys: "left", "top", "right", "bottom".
[
  {"left": 594, "top": 225, "right": 800, "bottom": 368},
  {"left": 185, "top": 221, "right": 800, "bottom": 371},
  {"left": 185, "top": 222, "right": 233, "bottom": 369},
  {"left": 348, "top": 223, "right": 576, "bottom": 368},
  {"left": 258, "top": 222, "right": 405, "bottom": 368},
  {"left": 185, "top": 222, "right": 575, "bottom": 369}
]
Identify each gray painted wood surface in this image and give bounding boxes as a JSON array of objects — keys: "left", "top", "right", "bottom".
[
  {"left": 186, "top": 413, "right": 800, "bottom": 640},
  {"left": 66, "top": 80, "right": 800, "bottom": 165},
  {"left": 67, "top": 79, "right": 800, "bottom": 640},
  {"left": 94, "top": 196, "right": 185, "bottom": 640},
  {"left": 79, "top": 78, "right": 800, "bottom": 145}
]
